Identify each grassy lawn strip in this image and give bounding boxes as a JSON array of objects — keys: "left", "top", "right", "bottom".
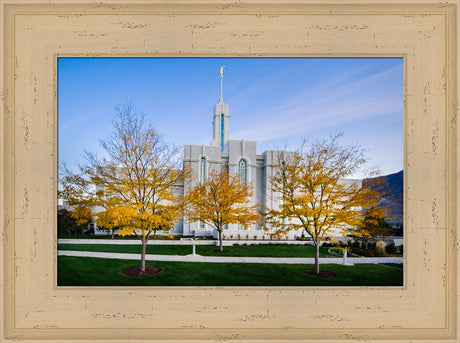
[
  {"left": 380, "top": 263, "right": 404, "bottom": 269},
  {"left": 58, "top": 256, "right": 403, "bottom": 286},
  {"left": 58, "top": 234, "right": 178, "bottom": 240},
  {"left": 58, "top": 243, "right": 336, "bottom": 258}
]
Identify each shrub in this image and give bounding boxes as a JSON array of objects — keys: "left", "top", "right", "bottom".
[
  {"left": 350, "top": 240, "right": 361, "bottom": 248},
  {"left": 57, "top": 209, "right": 87, "bottom": 235},
  {"left": 349, "top": 246, "right": 384, "bottom": 257},
  {"left": 385, "top": 242, "right": 397, "bottom": 254},
  {"left": 376, "top": 241, "right": 387, "bottom": 256}
]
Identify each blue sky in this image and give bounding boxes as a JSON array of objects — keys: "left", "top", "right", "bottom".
[{"left": 58, "top": 57, "right": 403, "bottom": 178}]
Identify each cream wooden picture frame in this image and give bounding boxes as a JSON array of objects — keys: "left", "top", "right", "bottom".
[{"left": 0, "top": 1, "right": 458, "bottom": 342}]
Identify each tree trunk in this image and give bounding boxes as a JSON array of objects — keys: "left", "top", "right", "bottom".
[
  {"left": 141, "top": 236, "right": 147, "bottom": 272},
  {"left": 218, "top": 228, "right": 223, "bottom": 252},
  {"left": 314, "top": 242, "right": 320, "bottom": 274},
  {"left": 111, "top": 229, "right": 115, "bottom": 239}
]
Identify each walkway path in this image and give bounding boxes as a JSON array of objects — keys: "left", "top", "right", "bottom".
[
  {"left": 58, "top": 250, "right": 403, "bottom": 265},
  {"left": 58, "top": 238, "right": 312, "bottom": 246}
]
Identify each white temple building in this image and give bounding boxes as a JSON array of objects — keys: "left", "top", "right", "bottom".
[
  {"left": 171, "top": 66, "right": 296, "bottom": 238},
  {"left": 88, "top": 67, "right": 362, "bottom": 239}
]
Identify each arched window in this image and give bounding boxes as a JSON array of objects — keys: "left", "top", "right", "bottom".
[
  {"left": 199, "top": 157, "right": 206, "bottom": 184},
  {"left": 238, "top": 159, "right": 247, "bottom": 184}
]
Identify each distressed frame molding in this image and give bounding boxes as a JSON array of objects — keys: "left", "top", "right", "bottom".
[{"left": 0, "top": 1, "right": 458, "bottom": 342}]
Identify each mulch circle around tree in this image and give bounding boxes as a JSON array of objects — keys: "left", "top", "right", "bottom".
[
  {"left": 213, "top": 249, "right": 229, "bottom": 253},
  {"left": 304, "top": 270, "right": 337, "bottom": 279},
  {"left": 122, "top": 265, "right": 163, "bottom": 278}
]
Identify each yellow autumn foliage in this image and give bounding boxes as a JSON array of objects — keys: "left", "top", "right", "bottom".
[
  {"left": 265, "top": 134, "right": 386, "bottom": 274},
  {"left": 59, "top": 104, "right": 189, "bottom": 271},
  {"left": 183, "top": 170, "right": 261, "bottom": 251}
]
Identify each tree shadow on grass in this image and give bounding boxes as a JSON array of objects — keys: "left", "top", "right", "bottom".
[
  {"left": 122, "top": 265, "right": 163, "bottom": 278},
  {"left": 304, "top": 270, "right": 337, "bottom": 278}
]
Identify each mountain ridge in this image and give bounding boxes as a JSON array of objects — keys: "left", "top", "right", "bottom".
[{"left": 364, "top": 170, "right": 403, "bottom": 226}]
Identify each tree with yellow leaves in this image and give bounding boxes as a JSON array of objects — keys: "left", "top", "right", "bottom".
[
  {"left": 184, "top": 170, "right": 261, "bottom": 252},
  {"left": 58, "top": 164, "right": 99, "bottom": 231},
  {"left": 265, "top": 134, "right": 385, "bottom": 275},
  {"left": 59, "top": 104, "right": 188, "bottom": 273},
  {"left": 69, "top": 206, "right": 93, "bottom": 227},
  {"left": 95, "top": 198, "right": 137, "bottom": 239},
  {"left": 351, "top": 205, "right": 393, "bottom": 250}
]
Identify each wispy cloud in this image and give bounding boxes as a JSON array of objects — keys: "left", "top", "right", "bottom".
[
  {"left": 231, "top": 63, "right": 403, "bottom": 143},
  {"left": 59, "top": 113, "right": 95, "bottom": 133},
  {"left": 59, "top": 105, "right": 114, "bottom": 135}
]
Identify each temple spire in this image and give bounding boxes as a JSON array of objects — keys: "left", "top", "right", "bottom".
[
  {"left": 219, "top": 65, "right": 225, "bottom": 101},
  {"left": 211, "top": 65, "right": 230, "bottom": 151}
]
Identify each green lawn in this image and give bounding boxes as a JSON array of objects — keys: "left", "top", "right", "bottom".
[
  {"left": 58, "top": 234, "right": 178, "bottom": 240},
  {"left": 58, "top": 243, "right": 337, "bottom": 257},
  {"left": 58, "top": 256, "right": 403, "bottom": 286}
]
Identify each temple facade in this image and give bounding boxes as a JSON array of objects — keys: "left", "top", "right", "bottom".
[
  {"left": 88, "top": 67, "right": 362, "bottom": 239},
  {"left": 171, "top": 68, "right": 295, "bottom": 238}
]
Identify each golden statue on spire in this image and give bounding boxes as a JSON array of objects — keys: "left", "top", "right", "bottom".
[
  {"left": 219, "top": 65, "right": 225, "bottom": 100},
  {"left": 220, "top": 65, "right": 225, "bottom": 79}
]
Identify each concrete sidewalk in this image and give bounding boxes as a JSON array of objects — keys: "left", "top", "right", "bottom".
[{"left": 58, "top": 250, "right": 403, "bottom": 265}]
